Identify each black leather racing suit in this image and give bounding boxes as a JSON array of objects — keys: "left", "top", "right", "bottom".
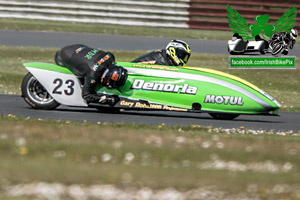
[
  {"left": 131, "top": 49, "right": 175, "bottom": 66},
  {"left": 269, "top": 32, "right": 296, "bottom": 51},
  {"left": 54, "top": 44, "right": 115, "bottom": 103}
]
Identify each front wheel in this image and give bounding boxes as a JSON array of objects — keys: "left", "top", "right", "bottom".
[
  {"left": 21, "top": 72, "right": 60, "bottom": 109},
  {"left": 271, "top": 43, "right": 283, "bottom": 56},
  {"left": 209, "top": 113, "right": 239, "bottom": 120}
]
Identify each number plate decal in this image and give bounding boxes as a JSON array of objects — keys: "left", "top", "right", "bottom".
[{"left": 27, "top": 68, "right": 87, "bottom": 107}]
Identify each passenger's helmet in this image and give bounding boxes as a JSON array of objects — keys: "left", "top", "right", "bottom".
[
  {"left": 232, "top": 33, "right": 242, "bottom": 41},
  {"left": 166, "top": 39, "right": 191, "bottom": 66},
  {"left": 290, "top": 29, "right": 298, "bottom": 40},
  {"left": 101, "top": 65, "right": 128, "bottom": 88}
]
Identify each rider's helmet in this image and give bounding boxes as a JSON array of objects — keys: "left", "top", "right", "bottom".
[
  {"left": 166, "top": 39, "right": 191, "bottom": 66},
  {"left": 290, "top": 29, "right": 298, "bottom": 40},
  {"left": 101, "top": 65, "right": 128, "bottom": 88},
  {"left": 232, "top": 33, "right": 242, "bottom": 41}
]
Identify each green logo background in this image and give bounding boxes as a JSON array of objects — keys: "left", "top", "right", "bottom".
[{"left": 227, "top": 5, "right": 297, "bottom": 40}]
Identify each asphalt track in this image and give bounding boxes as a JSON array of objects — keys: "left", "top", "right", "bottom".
[
  {"left": 1, "top": 29, "right": 300, "bottom": 56},
  {"left": 0, "top": 29, "right": 228, "bottom": 54},
  {"left": 1, "top": 95, "right": 300, "bottom": 131},
  {"left": 0, "top": 29, "right": 299, "bottom": 131}
]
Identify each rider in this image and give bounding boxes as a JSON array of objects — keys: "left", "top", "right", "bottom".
[
  {"left": 55, "top": 44, "right": 127, "bottom": 105},
  {"left": 131, "top": 39, "right": 191, "bottom": 66},
  {"left": 268, "top": 28, "right": 298, "bottom": 54}
]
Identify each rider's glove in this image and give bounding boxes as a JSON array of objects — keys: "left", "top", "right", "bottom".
[
  {"left": 99, "top": 95, "right": 108, "bottom": 104},
  {"left": 107, "top": 95, "right": 120, "bottom": 106},
  {"left": 99, "top": 95, "right": 119, "bottom": 106}
]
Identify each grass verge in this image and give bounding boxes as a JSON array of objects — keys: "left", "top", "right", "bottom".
[
  {"left": 0, "top": 115, "right": 300, "bottom": 199},
  {"left": 0, "top": 46, "right": 299, "bottom": 111}
]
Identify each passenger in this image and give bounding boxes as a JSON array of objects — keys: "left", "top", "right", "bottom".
[{"left": 132, "top": 39, "right": 191, "bottom": 66}]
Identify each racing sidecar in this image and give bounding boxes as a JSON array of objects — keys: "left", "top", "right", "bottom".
[
  {"left": 228, "top": 35, "right": 269, "bottom": 55},
  {"left": 21, "top": 62, "right": 281, "bottom": 120}
]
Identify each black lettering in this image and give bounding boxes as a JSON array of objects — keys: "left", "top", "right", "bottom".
[
  {"left": 52, "top": 78, "right": 75, "bottom": 96},
  {"left": 64, "top": 80, "right": 75, "bottom": 95},
  {"left": 52, "top": 78, "right": 63, "bottom": 94}
]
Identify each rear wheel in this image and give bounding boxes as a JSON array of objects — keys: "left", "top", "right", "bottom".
[
  {"left": 21, "top": 72, "right": 60, "bottom": 109},
  {"left": 209, "top": 113, "right": 239, "bottom": 120},
  {"left": 259, "top": 48, "right": 266, "bottom": 54},
  {"left": 259, "top": 41, "right": 268, "bottom": 54}
]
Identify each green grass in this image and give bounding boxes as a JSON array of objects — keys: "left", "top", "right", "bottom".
[
  {"left": 0, "top": 46, "right": 299, "bottom": 111},
  {"left": 0, "top": 115, "right": 300, "bottom": 199}
]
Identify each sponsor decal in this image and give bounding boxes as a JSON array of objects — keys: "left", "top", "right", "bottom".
[
  {"left": 100, "top": 69, "right": 109, "bottom": 83},
  {"left": 93, "top": 54, "right": 112, "bottom": 71},
  {"left": 97, "top": 54, "right": 111, "bottom": 66},
  {"left": 120, "top": 100, "right": 135, "bottom": 107},
  {"left": 92, "top": 65, "right": 98, "bottom": 72},
  {"left": 135, "top": 102, "right": 162, "bottom": 109},
  {"left": 126, "top": 68, "right": 271, "bottom": 109},
  {"left": 132, "top": 64, "right": 179, "bottom": 71},
  {"left": 25, "top": 97, "right": 36, "bottom": 108},
  {"left": 136, "top": 61, "right": 156, "bottom": 64},
  {"left": 90, "top": 78, "right": 96, "bottom": 84},
  {"left": 131, "top": 79, "right": 197, "bottom": 95},
  {"left": 258, "top": 90, "right": 281, "bottom": 108},
  {"left": 259, "top": 90, "right": 275, "bottom": 102},
  {"left": 111, "top": 72, "right": 119, "bottom": 81},
  {"left": 75, "top": 46, "right": 85, "bottom": 54},
  {"left": 84, "top": 49, "right": 99, "bottom": 60},
  {"left": 119, "top": 100, "right": 188, "bottom": 112},
  {"left": 162, "top": 105, "right": 188, "bottom": 112},
  {"left": 204, "top": 95, "right": 243, "bottom": 106}
]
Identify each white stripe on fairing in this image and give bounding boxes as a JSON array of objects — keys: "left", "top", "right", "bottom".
[
  {"left": 126, "top": 68, "right": 274, "bottom": 109},
  {"left": 259, "top": 90, "right": 281, "bottom": 108}
]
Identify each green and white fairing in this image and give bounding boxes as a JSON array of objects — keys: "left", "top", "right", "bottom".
[{"left": 23, "top": 62, "right": 281, "bottom": 115}]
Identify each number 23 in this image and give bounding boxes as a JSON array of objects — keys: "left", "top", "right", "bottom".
[{"left": 52, "top": 78, "right": 75, "bottom": 96}]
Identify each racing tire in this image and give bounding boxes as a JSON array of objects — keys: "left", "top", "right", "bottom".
[
  {"left": 21, "top": 72, "right": 60, "bottom": 110},
  {"left": 271, "top": 43, "right": 283, "bottom": 56},
  {"left": 259, "top": 42, "right": 268, "bottom": 55},
  {"left": 259, "top": 48, "right": 266, "bottom": 55},
  {"left": 209, "top": 113, "right": 239, "bottom": 120},
  {"left": 282, "top": 49, "right": 288, "bottom": 55}
]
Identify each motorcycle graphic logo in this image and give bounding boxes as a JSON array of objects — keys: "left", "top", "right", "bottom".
[{"left": 227, "top": 5, "right": 298, "bottom": 56}]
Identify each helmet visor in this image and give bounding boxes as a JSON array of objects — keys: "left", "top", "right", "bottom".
[
  {"left": 177, "top": 48, "right": 190, "bottom": 65},
  {"left": 101, "top": 65, "right": 128, "bottom": 88}
]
